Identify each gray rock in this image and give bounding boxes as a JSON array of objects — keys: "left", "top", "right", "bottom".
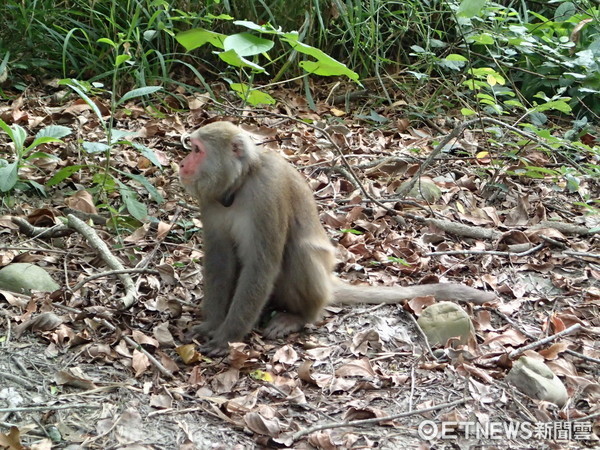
[
  {"left": 397, "top": 179, "right": 442, "bottom": 203},
  {"left": 0, "top": 263, "right": 59, "bottom": 294},
  {"left": 506, "top": 356, "right": 568, "bottom": 407},
  {"left": 417, "top": 301, "right": 474, "bottom": 347}
]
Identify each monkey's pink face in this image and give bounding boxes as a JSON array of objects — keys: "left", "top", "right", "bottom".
[{"left": 179, "top": 138, "right": 206, "bottom": 185}]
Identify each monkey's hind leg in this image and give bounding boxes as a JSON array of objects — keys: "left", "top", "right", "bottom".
[{"left": 263, "top": 241, "right": 333, "bottom": 339}]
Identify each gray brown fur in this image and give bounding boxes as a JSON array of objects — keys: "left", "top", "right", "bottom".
[{"left": 179, "top": 122, "right": 497, "bottom": 355}]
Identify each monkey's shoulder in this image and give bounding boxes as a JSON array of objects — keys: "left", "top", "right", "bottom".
[{"left": 253, "top": 151, "right": 308, "bottom": 189}]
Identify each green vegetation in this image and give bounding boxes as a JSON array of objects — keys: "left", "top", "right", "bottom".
[
  {"left": 0, "top": 119, "right": 70, "bottom": 194},
  {"left": 0, "top": 0, "right": 597, "bottom": 214},
  {"left": 1, "top": 1, "right": 598, "bottom": 112}
]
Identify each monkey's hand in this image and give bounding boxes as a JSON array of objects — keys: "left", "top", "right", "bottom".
[
  {"left": 184, "top": 322, "right": 215, "bottom": 343},
  {"left": 198, "top": 333, "right": 230, "bottom": 357}
]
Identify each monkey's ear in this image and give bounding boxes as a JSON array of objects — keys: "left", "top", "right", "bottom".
[{"left": 231, "top": 135, "right": 248, "bottom": 158}]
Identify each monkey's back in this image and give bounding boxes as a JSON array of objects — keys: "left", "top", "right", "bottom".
[{"left": 250, "top": 151, "right": 336, "bottom": 318}]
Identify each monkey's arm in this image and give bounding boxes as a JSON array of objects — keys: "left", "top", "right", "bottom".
[
  {"left": 185, "top": 226, "right": 238, "bottom": 341},
  {"left": 199, "top": 251, "right": 282, "bottom": 355},
  {"left": 199, "top": 204, "right": 288, "bottom": 356}
]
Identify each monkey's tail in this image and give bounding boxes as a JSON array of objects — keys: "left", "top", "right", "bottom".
[{"left": 331, "top": 279, "right": 497, "bottom": 306}]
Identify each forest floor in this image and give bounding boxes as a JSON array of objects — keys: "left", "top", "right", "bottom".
[{"left": 0, "top": 82, "right": 599, "bottom": 449}]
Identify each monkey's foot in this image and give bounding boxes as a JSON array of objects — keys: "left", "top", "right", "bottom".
[{"left": 263, "top": 313, "right": 306, "bottom": 339}]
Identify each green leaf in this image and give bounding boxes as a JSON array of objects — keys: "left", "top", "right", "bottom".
[
  {"left": 97, "top": 38, "right": 117, "bottom": 48},
  {"left": 564, "top": 173, "right": 580, "bottom": 193},
  {"left": 110, "top": 129, "right": 138, "bottom": 141},
  {"left": 121, "top": 171, "right": 164, "bottom": 203},
  {"left": 0, "top": 161, "right": 18, "bottom": 192},
  {"left": 83, "top": 142, "right": 111, "bottom": 153},
  {"left": 340, "top": 229, "right": 364, "bottom": 235},
  {"left": 468, "top": 33, "right": 495, "bottom": 45},
  {"left": 0, "top": 118, "right": 13, "bottom": 138},
  {"left": 28, "top": 179, "right": 46, "bottom": 196},
  {"left": 117, "top": 86, "right": 163, "bottom": 106},
  {"left": 218, "top": 49, "right": 266, "bottom": 72},
  {"left": 461, "top": 108, "right": 477, "bottom": 116},
  {"left": 0, "top": 120, "right": 27, "bottom": 154},
  {"left": 35, "top": 125, "right": 71, "bottom": 139},
  {"left": 457, "top": 0, "right": 487, "bottom": 18},
  {"left": 176, "top": 28, "right": 226, "bottom": 51},
  {"left": 233, "top": 20, "right": 290, "bottom": 36},
  {"left": 282, "top": 38, "right": 359, "bottom": 82},
  {"left": 115, "top": 54, "right": 130, "bottom": 67},
  {"left": 504, "top": 100, "right": 525, "bottom": 109},
  {"left": 223, "top": 33, "right": 274, "bottom": 57},
  {"left": 46, "top": 165, "right": 85, "bottom": 186},
  {"left": 59, "top": 79, "right": 105, "bottom": 124},
  {"left": 388, "top": 257, "right": 411, "bottom": 266},
  {"left": 24, "top": 151, "right": 61, "bottom": 161},
  {"left": 446, "top": 54, "right": 468, "bottom": 61},
  {"left": 26, "top": 137, "right": 62, "bottom": 151},
  {"left": 532, "top": 100, "right": 572, "bottom": 114},
  {"left": 487, "top": 73, "right": 505, "bottom": 86},
  {"left": 0, "top": 52, "right": 9, "bottom": 77},
  {"left": 555, "top": 2, "right": 576, "bottom": 20},
  {"left": 230, "top": 83, "right": 276, "bottom": 106},
  {"left": 117, "top": 182, "right": 148, "bottom": 221},
  {"left": 130, "top": 142, "right": 162, "bottom": 168}
]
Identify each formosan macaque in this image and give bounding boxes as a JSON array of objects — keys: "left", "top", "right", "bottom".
[{"left": 179, "top": 122, "right": 497, "bottom": 355}]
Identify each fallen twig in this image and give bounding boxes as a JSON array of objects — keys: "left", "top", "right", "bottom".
[
  {"left": 425, "top": 243, "right": 545, "bottom": 258},
  {"left": 531, "top": 220, "right": 597, "bottom": 236},
  {"left": 563, "top": 250, "right": 600, "bottom": 262},
  {"left": 0, "top": 403, "right": 98, "bottom": 413},
  {"left": 66, "top": 214, "right": 137, "bottom": 309},
  {"left": 11, "top": 216, "right": 73, "bottom": 238},
  {"left": 0, "top": 371, "right": 35, "bottom": 389},
  {"left": 70, "top": 268, "right": 160, "bottom": 293},
  {"left": 291, "top": 398, "right": 466, "bottom": 442},
  {"left": 509, "top": 324, "right": 582, "bottom": 360},
  {"left": 482, "top": 307, "right": 600, "bottom": 365},
  {"left": 406, "top": 213, "right": 502, "bottom": 240}
]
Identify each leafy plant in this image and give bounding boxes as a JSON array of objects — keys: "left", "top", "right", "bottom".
[
  {"left": 0, "top": 120, "right": 71, "bottom": 194},
  {"left": 176, "top": 20, "right": 360, "bottom": 106},
  {"left": 49, "top": 36, "right": 163, "bottom": 221},
  {"left": 55, "top": 79, "right": 163, "bottom": 221}
]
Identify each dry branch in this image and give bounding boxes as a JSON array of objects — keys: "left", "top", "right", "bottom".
[
  {"left": 509, "top": 324, "right": 582, "bottom": 360},
  {"left": 291, "top": 398, "right": 466, "bottom": 442},
  {"left": 66, "top": 214, "right": 137, "bottom": 309}
]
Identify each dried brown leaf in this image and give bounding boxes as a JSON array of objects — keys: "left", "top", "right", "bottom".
[
  {"left": 150, "top": 394, "right": 173, "bottom": 409},
  {"left": 64, "top": 190, "right": 96, "bottom": 214},
  {"left": 243, "top": 411, "right": 281, "bottom": 437},
  {"left": 153, "top": 322, "right": 175, "bottom": 347},
  {"left": 335, "top": 357, "right": 376, "bottom": 378},
  {"left": 176, "top": 344, "right": 202, "bottom": 365},
  {"left": 55, "top": 369, "right": 97, "bottom": 390},
  {"left": 0, "top": 426, "right": 24, "bottom": 450},
  {"left": 272, "top": 345, "right": 298, "bottom": 365},
  {"left": 132, "top": 349, "right": 150, "bottom": 377}
]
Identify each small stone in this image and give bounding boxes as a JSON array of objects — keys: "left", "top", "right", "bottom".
[
  {"left": 0, "top": 263, "right": 59, "bottom": 294},
  {"left": 417, "top": 301, "right": 474, "bottom": 347},
  {"left": 506, "top": 356, "right": 568, "bottom": 407},
  {"left": 397, "top": 179, "right": 442, "bottom": 203}
]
